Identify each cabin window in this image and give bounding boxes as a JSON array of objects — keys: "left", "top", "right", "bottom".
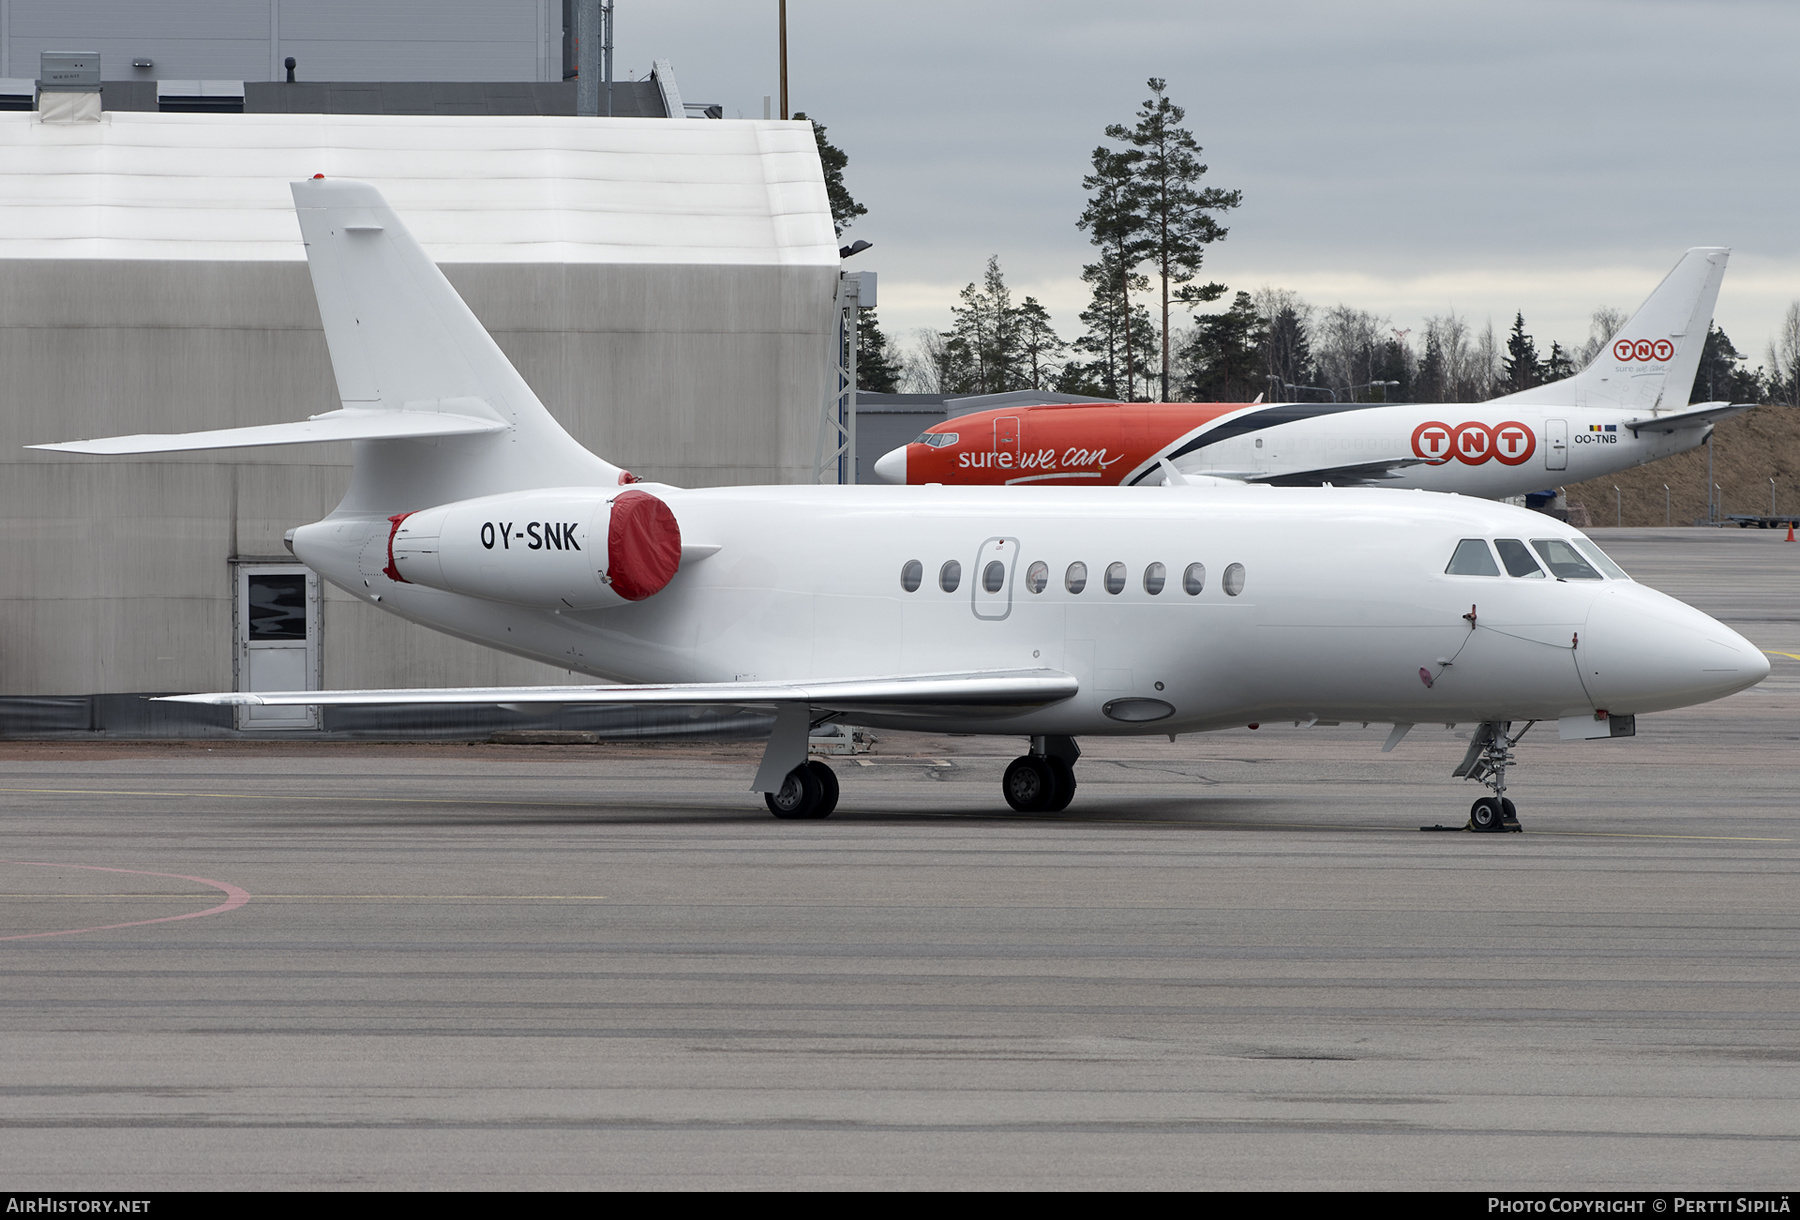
[
  {"left": 1065, "top": 562, "right": 1088, "bottom": 594},
  {"left": 1025, "top": 561, "right": 1048, "bottom": 594},
  {"left": 1104, "top": 562, "right": 1127, "bottom": 595},
  {"left": 1445, "top": 538, "right": 1500, "bottom": 577},
  {"left": 1183, "top": 563, "right": 1205, "bottom": 595},
  {"left": 1531, "top": 538, "right": 1603, "bottom": 580},
  {"left": 1494, "top": 538, "right": 1545, "bottom": 578},
  {"left": 983, "top": 560, "right": 1006, "bottom": 593},
  {"left": 939, "top": 560, "right": 962, "bottom": 592},
  {"left": 913, "top": 432, "right": 959, "bottom": 448},
  {"left": 1143, "top": 562, "right": 1166, "bottom": 595},
  {"left": 900, "top": 560, "right": 923, "bottom": 592},
  {"left": 1223, "top": 563, "right": 1246, "bottom": 596},
  {"left": 1572, "top": 537, "right": 1630, "bottom": 580}
]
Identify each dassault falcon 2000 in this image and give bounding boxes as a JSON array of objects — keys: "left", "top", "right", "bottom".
[
  {"left": 874, "top": 249, "right": 1743, "bottom": 497},
  {"left": 35, "top": 181, "right": 1769, "bottom": 829}
]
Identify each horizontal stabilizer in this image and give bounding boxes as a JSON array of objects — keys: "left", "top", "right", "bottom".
[
  {"left": 31, "top": 406, "right": 505, "bottom": 455},
  {"left": 1621, "top": 401, "right": 1752, "bottom": 434},
  {"left": 157, "top": 668, "right": 1080, "bottom": 721}
]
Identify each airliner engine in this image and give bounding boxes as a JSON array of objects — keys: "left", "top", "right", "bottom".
[{"left": 386, "top": 488, "right": 682, "bottom": 609}]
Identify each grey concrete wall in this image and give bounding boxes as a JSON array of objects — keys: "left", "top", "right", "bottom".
[{"left": 0, "top": 257, "right": 835, "bottom": 698}]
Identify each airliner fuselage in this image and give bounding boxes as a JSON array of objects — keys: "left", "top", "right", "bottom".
[{"left": 879, "top": 400, "right": 1713, "bottom": 495}]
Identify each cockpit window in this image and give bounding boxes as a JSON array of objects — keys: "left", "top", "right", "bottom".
[
  {"left": 1494, "top": 538, "right": 1545, "bottom": 578},
  {"left": 1530, "top": 538, "right": 1603, "bottom": 580},
  {"left": 1445, "top": 538, "right": 1500, "bottom": 576},
  {"left": 913, "top": 432, "right": 959, "bottom": 448},
  {"left": 1571, "top": 537, "right": 1631, "bottom": 580}
]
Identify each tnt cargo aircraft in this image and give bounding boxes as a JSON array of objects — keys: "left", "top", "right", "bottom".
[
  {"left": 873, "top": 249, "right": 1743, "bottom": 495},
  {"left": 35, "top": 181, "right": 1770, "bottom": 830}
]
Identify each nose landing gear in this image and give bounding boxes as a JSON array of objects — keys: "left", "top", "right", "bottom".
[
  {"left": 1454, "top": 720, "right": 1532, "bottom": 832},
  {"left": 1002, "top": 735, "right": 1080, "bottom": 813}
]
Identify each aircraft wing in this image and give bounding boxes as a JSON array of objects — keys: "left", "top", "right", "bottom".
[
  {"left": 1620, "top": 401, "right": 1753, "bottom": 435},
  {"left": 1242, "top": 457, "right": 1430, "bottom": 487},
  {"left": 157, "top": 668, "right": 1080, "bottom": 722},
  {"left": 29, "top": 405, "right": 506, "bottom": 455},
  {"left": 1159, "top": 455, "right": 1427, "bottom": 488}
]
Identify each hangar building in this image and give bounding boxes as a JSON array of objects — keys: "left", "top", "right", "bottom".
[{"left": 0, "top": 104, "right": 838, "bottom": 734}]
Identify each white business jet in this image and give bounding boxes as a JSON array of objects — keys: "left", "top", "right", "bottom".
[{"left": 34, "top": 180, "right": 1771, "bottom": 829}]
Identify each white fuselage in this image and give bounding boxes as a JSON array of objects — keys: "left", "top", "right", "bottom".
[
  {"left": 292, "top": 483, "right": 1767, "bottom": 736},
  {"left": 1152, "top": 404, "right": 1702, "bottom": 495}
]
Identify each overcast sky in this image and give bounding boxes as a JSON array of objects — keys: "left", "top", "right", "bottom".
[{"left": 627, "top": 0, "right": 1800, "bottom": 367}]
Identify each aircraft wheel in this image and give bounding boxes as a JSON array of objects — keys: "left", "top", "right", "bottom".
[
  {"left": 1469, "top": 797, "right": 1503, "bottom": 832},
  {"left": 1002, "top": 755, "right": 1055, "bottom": 813},
  {"left": 1046, "top": 757, "right": 1076, "bottom": 812},
  {"left": 805, "top": 760, "right": 840, "bottom": 818},
  {"left": 1501, "top": 797, "right": 1519, "bottom": 830},
  {"left": 766, "top": 765, "right": 826, "bottom": 819}
]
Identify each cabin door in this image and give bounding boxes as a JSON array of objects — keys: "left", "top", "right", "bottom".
[
  {"left": 1545, "top": 419, "right": 1568, "bottom": 470},
  {"left": 971, "top": 536, "right": 1019, "bottom": 621}
]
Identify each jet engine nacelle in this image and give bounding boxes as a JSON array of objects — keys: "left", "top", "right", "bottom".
[{"left": 387, "top": 488, "right": 682, "bottom": 609}]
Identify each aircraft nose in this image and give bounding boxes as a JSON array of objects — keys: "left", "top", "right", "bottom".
[
  {"left": 1579, "top": 583, "right": 1770, "bottom": 713},
  {"left": 873, "top": 445, "right": 907, "bottom": 484}
]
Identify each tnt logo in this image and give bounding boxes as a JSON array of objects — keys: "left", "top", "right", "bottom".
[
  {"left": 1412, "top": 420, "right": 1536, "bottom": 466},
  {"left": 1412, "top": 422, "right": 1453, "bottom": 462},
  {"left": 1613, "top": 338, "right": 1675, "bottom": 362}
]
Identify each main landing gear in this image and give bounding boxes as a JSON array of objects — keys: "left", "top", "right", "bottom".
[
  {"left": 1453, "top": 720, "right": 1533, "bottom": 833},
  {"left": 766, "top": 760, "right": 839, "bottom": 819},
  {"left": 1002, "top": 735, "right": 1080, "bottom": 813}
]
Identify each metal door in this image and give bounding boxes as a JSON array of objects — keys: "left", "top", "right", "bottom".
[
  {"left": 1545, "top": 419, "right": 1568, "bottom": 470},
  {"left": 994, "top": 416, "right": 1020, "bottom": 465},
  {"left": 234, "top": 564, "right": 322, "bottom": 730},
  {"left": 972, "top": 536, "right": 1018, "bottom": 620}
]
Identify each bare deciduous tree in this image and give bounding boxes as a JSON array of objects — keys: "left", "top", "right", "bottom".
[
  {"left": 1576, "top": 306, "right": 1629, "bottom": 367},
  {"left": 1766, "top": 300, "right": 1800, "bottom": 407}
]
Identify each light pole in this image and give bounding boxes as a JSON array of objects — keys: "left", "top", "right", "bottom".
[
  {"left": 1664, "top": 484, "right": 1670, "bottom": 526},
  {"left": 1351, "top": 379, "right": 1400, "bottom": 402},
  {"left": 1614, "top": 486, "right": 1622, "bottom": 528},
  {"left": 1283, "top": 382, "right": 1336, "bottom": 403},
  {"left": 1706, "top": 434, "right": 1714, "bottom": 523}
]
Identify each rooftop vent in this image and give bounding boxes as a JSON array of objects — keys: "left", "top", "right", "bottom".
[{"left": 157, "top": 80, "right": 245, "bottom": 113}]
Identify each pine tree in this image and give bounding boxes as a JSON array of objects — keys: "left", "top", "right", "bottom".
[
  {"left": 1542, "top": 341, "right": 1576, "bottom": 385},
  {"left": 1695, "top": 324, "right": 1765, "bottom": 403},
  {"left": 1113, "top": 79, "right": 1240, "bottom": 400},
  {"left": 1179, "top": 291, "right": 1260, "bottom": 401},
  {"left": 948, "top": 257, "right": 1023, "bottom": 395},
  {"left": 1015, "top": 297, "right": 1067, "bottom": 391},
  {"left": 794, "top": 112, "right": 866, "bottom": 237},
  {"left": 1260, "top": 301, "right": 1313, "bottom": 400},
  {"left": 1077, "top": 146, "right": 1148, "bottom": 398},
  {"left": 1417, "top": 328, "right": 1446, "bottom": 403},
  {"left": 1500, "top": 312, "right": 1541, "bottom": 394},
  {"left": 1072, "top": 251, "right": 1147, "bottom": 400},
  {"left": 856, "top": 310, "right": 900, "bottom": 394}
]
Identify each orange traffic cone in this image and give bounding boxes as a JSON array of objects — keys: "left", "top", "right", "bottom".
[{"left": 1787, "top": 520, "right": 1795, "bottom": 542}]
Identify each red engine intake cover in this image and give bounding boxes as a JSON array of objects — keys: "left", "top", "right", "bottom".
[{"left": 607, "top": 490, "right": 682, "bottom": 601}]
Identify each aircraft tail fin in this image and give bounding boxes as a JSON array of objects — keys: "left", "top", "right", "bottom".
[
  {"left": 1493, "top": 247, "right": 1728, "bottom": 412},
  {"left": 32, "top": 180, "right": 630, "bottom": 513},
  {"left": 290, "top": 177, "right": 628, "bottom": 510}
]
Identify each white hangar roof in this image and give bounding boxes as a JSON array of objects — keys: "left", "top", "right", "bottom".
[{"left": 0, "top": 111, "right": 837, "bottom": 266}]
